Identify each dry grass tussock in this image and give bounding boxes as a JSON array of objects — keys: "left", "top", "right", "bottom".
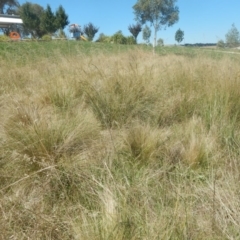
[{"left": 1, "top": 48, "right": 240, "bottom": 239}]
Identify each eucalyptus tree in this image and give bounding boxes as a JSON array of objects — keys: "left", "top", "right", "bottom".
[
  {"left": 133, "top": 0, "right": 179, "bottom": 48},
  {"left": 142, "top": 25, "right": 151, "bottom": 44}
]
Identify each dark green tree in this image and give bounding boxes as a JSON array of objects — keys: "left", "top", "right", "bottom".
[
  {"left": 20, "top": 3, "right": 69, "bottom": 38},
  {"left": 40, "top": 4, "right": 57, "bottom": 34},
  {"left": 0, "top": 0, "right": 19, "bottom": 14},
  {"left": 142, "top": 25, "right": 151, "bottom": 44},
  {"left": 128, "top": 23, "right": 142, "bottom": 43},
  {"left": 175, "top": 28, "right": 184, "bottom": 44},
  {"left": 225, "top": 24, "right": 239, "bottom": 48},
  {"left": 19, "top": 2, "right": 46, "bottom": 38},
  {"left": 133, "top": 0, "right": 179, "bottom": 48},
  {"left": 55, "top": 5, "right": 69, "bottom": 30},
  {"left": 83, "top": 22, "right": 99, "bottom": 41}
]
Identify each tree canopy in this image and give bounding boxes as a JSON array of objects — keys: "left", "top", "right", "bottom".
[
  {"left": 142, "top": 25, "right": 151, "bottom": 44},
  {"left": 128, "top": 23, "right": 142, "bottom": 43},
  {"left": 217, "top": 40, "right": 225, "bottom": 48},
  {"left": 111, "top": 30, "right": 127, "bottom": 44},
  {"left": 40, "top": 5, "right": 57, "bottom": 34},
  {"left": 19, "top": 2, "right": 46, "bottom": 38},
  {"left": 83, "top": 22, "right": 99, "bottom": 41},
  {"left": 133, "top": 0, "right": 179, "bottom": 48},
  {"left": 225, "top": 24, "right": 239, "bottom": 48},
  {"left": 19, "top": 3, "right": 69, "bottom": 38},
  {"left": 55, "top": 5, "right": 69, "bottom": 30},
  {"left": 0, "top": 0, "right": 19, "bottom": 14},
  {"left": 157, "top": 38, "right": 164, "bottom": 46},
  {"left": 175, "top": 28, "right": 184, "bottom": 44}
]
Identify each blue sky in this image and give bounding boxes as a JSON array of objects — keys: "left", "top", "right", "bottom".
[{"left": 18, "top": 0, "right": 240, "bottom": 44}]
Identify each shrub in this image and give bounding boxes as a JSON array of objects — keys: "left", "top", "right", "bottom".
[
  {"left": 126, "top": 36, "right": 136, "bottom": 45},
  {"left": 3, "top": 103, "right": 100, "bottom": 170},
  {"left": 157, "top": 38, "right": 164, "bottom": 46},
  {"left": 84, "top": 64, "right": 158, "bottom": 127},
  {"left": 0, "top": 35, "right": 10, "bottom": 42},
  {"left": 119, "top": 122, "right": 164, "bottom": 166},
  {"left": 111, "top": 31, "right": 127, "bottom": 44},
  {"left": 96, "top": 33, "right": 111, "bottom": 43},
  {"left": 41, "top": 34, "right": 52, "bottom": 41},
  {"left": 55, "top": 29, "right": 67, "bottom": 39},
  {"left": 217, "top": 40, "right": 225, "bottom": 48}
]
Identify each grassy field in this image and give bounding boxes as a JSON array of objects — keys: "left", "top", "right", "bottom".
[{"left": 1, "top": 41, "right": 240, "bottom": 239}]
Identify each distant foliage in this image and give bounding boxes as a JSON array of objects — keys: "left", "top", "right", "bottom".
[
  {"left": 142, "top": 25, "right": 151, "bottom": 44},
  {"left": 19, "top": 3, "right": 69, "bottom": 38},
  {"left": 55, "top": 29, "right": 67, "bottom": 39},
  {"left": 40, "top": 5, "right": 57, "bottom": 34},
  {"left": 184, "top": 43, "right": 216, "bottom": 47},
  {"left": 175, "top": 28, "right": 184, "bottom": 44},
  {"left": 128, "top": 23, "right": 142, "bottom": 43},
  {"left": 111, "top": 31, "right": 127, "bottom": 44},
  {"left": 96, "top": 33, "right": 111, "bottom": 43},
  {"left": 83, "top": 22, "right": 99, "bottom": 41},
  {"left": 19, "top": 2, "right": 46, "bottom": 38},
  {"left": 225, "top": 24, "right": 240, "bottom": 48},
  {"left": 157, "top": 38, "right": 164, "bottom": 46},
  {"left": 0, "top": 35, "right": 10, "bottom": 41},
  {"left": 133, "top": 0, "right": 179, "bottom": 48},
  {"left": 0, "top": 0, "right": 19, "bottom": 14},
  {"left": 102, "top": 31, "right": 137, "bottom": 45},
  {"left": 41, "top": 34, "right": 52, "bottom": 41},
  {"left": 217, "top": 40, "right": 225, "bottom": 48},
  {"left": 55, "top": 5, "right": 69, "bottom": 30},
  {"left": 126, "top": 36, "right": 136, "bottom": 45}
]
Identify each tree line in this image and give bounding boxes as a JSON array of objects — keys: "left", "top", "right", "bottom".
[
  {"left": 2, "top": 0, "right": 238, "bottom": 47},
  {"left": 93, "top": 0, "right": 180, "bottom": 46},
  {"left": 19, "top": 3, "right": 69, "bottom": 38},
  {"left": 1, "top": 0, "right": 181, "bottom": 45}
]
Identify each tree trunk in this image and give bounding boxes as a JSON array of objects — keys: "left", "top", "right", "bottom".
[{"left": 153, "top": 26, "right": 157, "bottom": 54}]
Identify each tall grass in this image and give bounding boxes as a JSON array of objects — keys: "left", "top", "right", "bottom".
[{"left": 0, "top": 42, "right": 240, "bottom": 239}]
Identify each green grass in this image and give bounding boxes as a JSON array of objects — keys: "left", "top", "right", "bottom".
[
  {"left": 1, "top": 40, "right": 240, "bottom": 239},
  {"left": 1, "top": 40, "right": 237, "bottom": 63},
  {"left": 0, "top": 41, "right": 138, "bottom": 64}
]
